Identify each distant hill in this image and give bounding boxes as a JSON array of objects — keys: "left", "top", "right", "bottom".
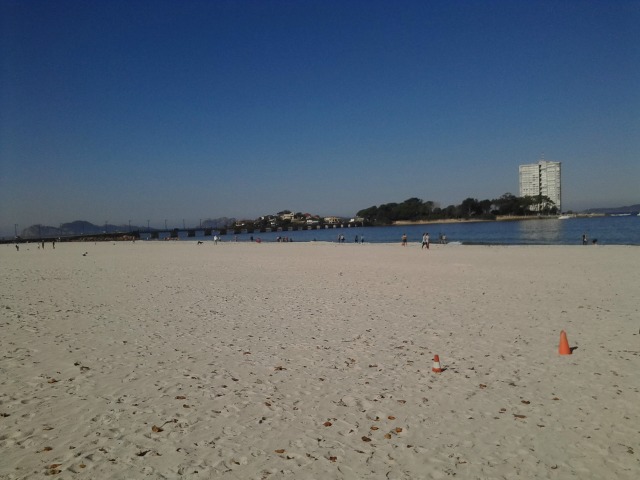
[
  {"left": 583, "top": 204, "right": 640, "bottom": 214},
  {"left": 21, "top": 221, "right": 138, "bottom": 238},
  {"left": 20, "top": 218, "right": 235, "bottom": 238}
]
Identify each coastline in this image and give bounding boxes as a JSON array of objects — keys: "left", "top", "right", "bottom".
[
  {"left": 393, "top": 213, "right": 607, "bottom": 226},
  {"left": 393, "top": 218, "right": 492, "bottom": 226},
  {"left": 1, "top": 242, "right": 638, "bottom": 479}
]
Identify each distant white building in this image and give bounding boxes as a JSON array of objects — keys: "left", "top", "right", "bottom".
[{"left": 519, "top": 160, "right": 562, "bottom": 211}]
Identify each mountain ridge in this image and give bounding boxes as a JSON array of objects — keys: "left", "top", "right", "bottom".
[
  {"left": 19, "top": 218, "right": 235, "bottom": 239},
  {"left": 583, "top": 204, "right": 640, "bottom": 214}
]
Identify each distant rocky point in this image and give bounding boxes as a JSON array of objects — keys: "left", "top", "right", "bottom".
[{"left": 583, "top": 204, "right": 640, "bottom": 214}]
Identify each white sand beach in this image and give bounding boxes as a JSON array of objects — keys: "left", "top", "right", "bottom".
[{"left": 1, "top": 241, "right": 638, "bottom": 479}]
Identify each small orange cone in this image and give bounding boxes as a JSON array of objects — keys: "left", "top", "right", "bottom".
[
  {"left": 432, "top": 355, "right": 443, "bottom": 373},
  {"left": 558, "top": 330, "right": 572, "bottom": 355}
]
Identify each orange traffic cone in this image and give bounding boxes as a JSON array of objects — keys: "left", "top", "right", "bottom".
[
  {"left": 432, "top": 355, "right": 443, "bottom": 373},
  {"left": 559, "top": 330, "right": 572, "bottom": 355}
]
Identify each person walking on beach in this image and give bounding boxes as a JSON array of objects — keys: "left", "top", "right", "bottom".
[
  {"left": 401, "top": 233, "right": 407, "bottom": 246},
  {"left": 582, "top": 233, "right": 588, "bottom": 245},
  {"left": 422, "top": 233, "right": 430, "bottom": 249}
]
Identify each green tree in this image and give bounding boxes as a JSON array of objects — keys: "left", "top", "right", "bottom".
[{"left": 460, "top": 198, "right": 484, "bottom": 217}]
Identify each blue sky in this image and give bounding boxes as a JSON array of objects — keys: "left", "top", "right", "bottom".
[{"left": 1, "top": 0, "right": 638, "bottom": 233}]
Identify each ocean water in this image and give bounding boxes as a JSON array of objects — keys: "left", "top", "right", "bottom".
[{"left": 167, "top": 215, "right": 640, "bottom": 246}]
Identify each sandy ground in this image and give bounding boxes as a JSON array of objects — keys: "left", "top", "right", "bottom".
[{"left": 1, "top": 240, "right": 638, "bottom": 479}]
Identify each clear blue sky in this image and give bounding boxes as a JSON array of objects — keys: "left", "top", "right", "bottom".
[{"left": 1, "top": 0, "right": 639, "bottom": 233}]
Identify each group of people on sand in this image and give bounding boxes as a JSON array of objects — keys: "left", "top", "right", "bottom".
[
  {"left": 421, "top": 233, "right": 430, "bottom": 249},
  {"left": 336, "top": 234, "right": 364, "bottom": 243},
  {"left": 582, "top": 233, "right": 597, "bottom": 245},
  {"left": 401, "top": 232, "right": 447, "bottom": 248},
  {"left": 15, "top": 240, "right": 57, "bottom": 251}
]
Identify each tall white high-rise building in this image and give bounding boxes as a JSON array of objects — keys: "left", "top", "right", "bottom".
[{"left": 519, "top": 160, "right": 562, "bottom": 211}]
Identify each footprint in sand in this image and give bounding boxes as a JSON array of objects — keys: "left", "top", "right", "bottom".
[{"left": 338, "top": 395, "right": 372, "bottom": 411}]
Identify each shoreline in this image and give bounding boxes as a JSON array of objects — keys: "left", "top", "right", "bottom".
[
  {"left": 1, "top": 214, "right": 615, "bottom": 245},
  {"left": 393, "top": 213, "right": 607, "bottom": 226}
]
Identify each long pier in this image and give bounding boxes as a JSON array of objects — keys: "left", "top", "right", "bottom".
[{"left": 3, "top": 222, "right": 366, "bottom": 244}]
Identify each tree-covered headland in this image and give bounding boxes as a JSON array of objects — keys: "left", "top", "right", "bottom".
[{"left": 356, "top": 194, "right": 557, "bottom": 226}]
